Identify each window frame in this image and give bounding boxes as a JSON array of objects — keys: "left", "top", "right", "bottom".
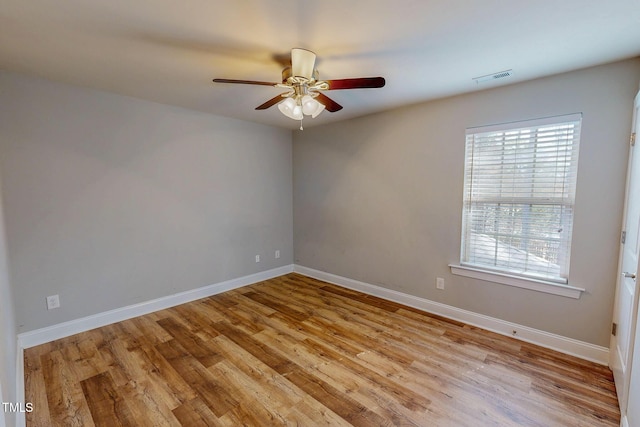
[{"left": 450, "top": 114, "right": 585, "bottom": 299}]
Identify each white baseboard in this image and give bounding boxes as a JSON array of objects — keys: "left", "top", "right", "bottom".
[
  {"left": 294, "top": 265, "right": 609, "bottom": 365},
  {"left": 17, "top": 264, "right": 293, "bottom": 349}
]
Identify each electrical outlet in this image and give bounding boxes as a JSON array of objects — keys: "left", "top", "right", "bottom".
[
  {"left": 255, "top": 255, "right": 260, "bottom": 263},
  {"left": 46, "top": 294, "right": 60, "bottom": 310},
  {"left": 436, "top": 277, "right": 445, "bottom": 290},
  {"left": 275, "top": 250, "right": 280, "bottom": 259}
]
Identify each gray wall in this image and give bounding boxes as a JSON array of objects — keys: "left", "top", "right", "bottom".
[
  {"left": 0, "top": 175, "right": 16, "bottom": 427},
  {"left": 293, "top": 59, "right": 640, "bottom": 347},
  {"left": 1, "top": 58, "right": 638, "bottom": 348},
  {"left": 0, "top": 71, "right": 293, "bottom": 333}
]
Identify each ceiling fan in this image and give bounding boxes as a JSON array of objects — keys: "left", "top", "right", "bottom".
[{"left": 213, "top": 48, "right": 385, "bottom": 128}]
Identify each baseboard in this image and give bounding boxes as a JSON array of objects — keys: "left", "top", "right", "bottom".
[
  {"left": 621, "top": 415, "right": 629, "bottom": 427},
  {"left": 17, "top": 264, "right": 294, "bottom": 349},
  {"left": 294, "top": 265, "right": 610, "bottom": 365}
]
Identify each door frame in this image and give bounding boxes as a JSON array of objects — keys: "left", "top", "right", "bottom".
[{"left": 610, "top": 90, "right": 640, "bottom": 420}]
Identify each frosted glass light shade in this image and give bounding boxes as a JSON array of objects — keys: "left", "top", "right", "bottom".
[
  {"left": 301, "top": 95, "right": 316, "bottom": 115},
  {"left": 278, "top": 97, "right": 303, "bottom": 120},
  {"left": 292, "top": 105, "right": 303, "bottom": 119},
  {"left": 301, "top": 95, "right": 325, "bottom": 118},
  {"left": 310, "top": 102, "right": 325, "bottom": 118}
]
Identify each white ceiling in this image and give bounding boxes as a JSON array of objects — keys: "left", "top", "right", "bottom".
[{"left": 1, "top": 0, "right": 640, "bottom": 130}]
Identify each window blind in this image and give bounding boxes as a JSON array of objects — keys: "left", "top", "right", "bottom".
[{"left": 461, "top": 113, "right": 582, "bottom": 283}]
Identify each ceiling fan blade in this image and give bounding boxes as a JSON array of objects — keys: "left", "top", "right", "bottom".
[
  {"left": 255, "top": 94, "right": 286, "bottom": 110},
  {"left": 326, "top": 77, "right": 386, "bottom": 90},
  {"left": 291, "top": 48, "right": 316, "bottom": 80},
  {"left": 212, "top": 78, "right": 277, "bottom": 86},
  {"left": 315, "top": 93, "right": 343, "bottom": 112}
]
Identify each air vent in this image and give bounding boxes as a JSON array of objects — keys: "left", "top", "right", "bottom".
[{"left": 473, "top": 69, "right": 513, "bottom": 84}]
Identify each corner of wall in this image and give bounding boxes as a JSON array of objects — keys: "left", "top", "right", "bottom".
[{"left": 0, "top": 176, "right": 18, "bottom": 427}]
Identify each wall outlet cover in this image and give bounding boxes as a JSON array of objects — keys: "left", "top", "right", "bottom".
[{"left": 46, "top": 295, "right": 60, "bottom": 310}]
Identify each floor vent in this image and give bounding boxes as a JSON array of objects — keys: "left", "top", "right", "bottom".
[{"left": 473, "top": 69, "right": 513, "bottom": 84}]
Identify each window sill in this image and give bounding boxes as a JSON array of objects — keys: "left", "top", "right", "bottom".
[{"left": 449, "top": 264, "right": 585, "bottom": 299}]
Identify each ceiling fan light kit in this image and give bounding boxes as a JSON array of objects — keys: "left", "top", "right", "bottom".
[{"left": 213, "top": 48, "right": 385, "bottom": 129}]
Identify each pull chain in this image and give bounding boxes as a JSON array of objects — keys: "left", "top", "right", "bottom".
[{"left": 299, "top": 119, "right": 304, "bottom": 131}]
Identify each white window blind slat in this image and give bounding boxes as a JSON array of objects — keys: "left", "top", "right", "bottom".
[{"left": 460, "top": 114, "right": 582, "bottom": 283}]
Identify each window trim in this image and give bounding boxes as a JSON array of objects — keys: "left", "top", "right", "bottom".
[
  {"left": 458, "top": 113, "right": 583, "bottom": 296},
  {"left": 449, "top": 263, "right": 584, "bottom": 299}
]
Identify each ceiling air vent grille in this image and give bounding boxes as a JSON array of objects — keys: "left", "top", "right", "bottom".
[{"left": 473, "top": 69, "right": 513, "bottom": 84}]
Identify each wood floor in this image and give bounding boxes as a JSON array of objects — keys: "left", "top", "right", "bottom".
[{"left": 24, "top": 273, "right": 620, "bottom": 426}]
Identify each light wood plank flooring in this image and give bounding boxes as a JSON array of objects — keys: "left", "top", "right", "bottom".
[{"left": 24, "top": 273, "right": 620, "bottom": 426}]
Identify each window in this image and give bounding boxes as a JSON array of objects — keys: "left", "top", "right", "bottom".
[{"left": 458, "top": 114, "right": 582, "bottom": 286}]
